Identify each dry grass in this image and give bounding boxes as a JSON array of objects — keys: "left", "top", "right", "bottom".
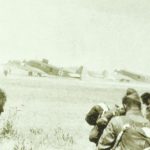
[{"left": 0, "top": 75, "right": 149, "bottom": 150}]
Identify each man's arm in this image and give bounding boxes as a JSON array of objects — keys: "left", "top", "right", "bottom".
[{"left": 97, "top": 118, "right": 117, "bottom": 150}]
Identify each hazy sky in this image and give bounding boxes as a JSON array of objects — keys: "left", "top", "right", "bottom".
[{"left": 0, "top": 0, "right": 150, "bottom": 72}]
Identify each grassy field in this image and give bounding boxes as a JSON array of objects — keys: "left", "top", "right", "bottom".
[{"left": 0, "top": 75, "right": 149, "bottom": 150}]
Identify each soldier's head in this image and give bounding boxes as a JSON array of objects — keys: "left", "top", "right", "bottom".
[
  {"left": 122, "top": 92, "right": 141, "bottom": 111},
  {"left": 141, "top": 92, "right": 150, "bottom": 106},
  {"left": 126, "top": 88, "right": 137, "bottom": 96},
  {"left": 0, "top": 89, "right": 6, "bottom": 114}
]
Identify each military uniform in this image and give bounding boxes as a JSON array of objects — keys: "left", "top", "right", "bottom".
[{"left": 97, "top": 109, "right": 150, "bottom": 150}]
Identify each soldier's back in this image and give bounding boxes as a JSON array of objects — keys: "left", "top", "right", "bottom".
[{"left": 112, "top": 114, "right": 150, "bottom": 150}]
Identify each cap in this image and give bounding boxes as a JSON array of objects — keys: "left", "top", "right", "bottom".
[
  {"left": 126, "top": 88, "right": 137, "bottom": 96},
  {"left": 127, "top": 93, "right": 140, "bottom": 102},
  {"left": 123, "top": 92, "right": 141, "bottom": 104}
]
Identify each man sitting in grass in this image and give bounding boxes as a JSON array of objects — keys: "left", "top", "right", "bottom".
[{"left": 0, "top": 88, "right": 6, "bottom": 114}]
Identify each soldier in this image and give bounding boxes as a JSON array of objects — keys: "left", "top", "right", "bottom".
[
  {"left": 141, "top": 92, "right": 150, "bottom": 121},
  {"left": 85, "top": 103, "right": 109, "bottom": 145},
  {"left": 96, "top": 88, "right": 137, "bottom": 127},
  {"left": 3, "top": 70, "right": 8, "bottom": 77},
  {"left": 0, "top": 88, "right": 6, "bottom": 114},
  {"left": 85, "top": 88, "right": 137, "bottom": 146},
  {"left": 97, "top": 92, "right": 150, "bottom": 150}
]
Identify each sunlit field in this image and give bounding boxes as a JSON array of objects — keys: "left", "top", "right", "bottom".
[{"left": 0, "top": 75, "right": 149, "bottom": 150}]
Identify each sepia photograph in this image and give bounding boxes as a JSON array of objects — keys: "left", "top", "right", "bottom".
[{"left": 0, "top": 0, "right": 150, "bottom": 150}]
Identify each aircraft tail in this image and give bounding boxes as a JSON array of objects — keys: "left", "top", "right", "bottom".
[{"left": 76, "top": 66, "right": 83, "bottom": 75}]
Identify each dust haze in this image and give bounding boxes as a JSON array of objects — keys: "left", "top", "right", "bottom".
[{"left": 0, "top": 0, "right": 150, "bottom": 72}]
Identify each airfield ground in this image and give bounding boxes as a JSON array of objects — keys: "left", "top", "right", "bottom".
[{"left": 0, "top": 75, "right": 149, "bottom": 150}]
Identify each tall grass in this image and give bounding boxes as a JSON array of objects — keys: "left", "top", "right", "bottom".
[{"left": 0, "top": 108, "right": 74, "bottom": 150}]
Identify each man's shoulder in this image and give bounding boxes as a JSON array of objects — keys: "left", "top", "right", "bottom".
[
  {"left": 108, "top": 116, "right": 126, "bottom": 130},
  {"left": 110, "top": 114, "right": 149, "bottom": 127},
  {"left": 104, "top": 116, "right": 126, "bottom": 135},
  {"left": 110, "top": 115, "right": 126, "bottom": 123}
]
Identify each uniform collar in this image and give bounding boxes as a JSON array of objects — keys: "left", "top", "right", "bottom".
[{"left": 126, "top": 109, "right": 143, "bottom": 116}]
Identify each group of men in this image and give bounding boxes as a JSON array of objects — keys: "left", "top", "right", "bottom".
[
  {"left": 86, "top": 88, "right": 150, "bottom": 150},
  {"left": 1, "top": 86, "right": 150, "bottom": 149}
]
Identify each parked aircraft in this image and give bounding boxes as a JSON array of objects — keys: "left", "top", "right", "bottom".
[
  {"left": 3, "top": 60, "right": 48, "bottom": 77},
  {"left": 115, "top": 69, "right": 150, "bottom": 82},
  {"left": 19, "top": 63, "right": 48, "bottom": 77},
  {"left": 25, "top": 60, "right": 83, "bottom": 79}
]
